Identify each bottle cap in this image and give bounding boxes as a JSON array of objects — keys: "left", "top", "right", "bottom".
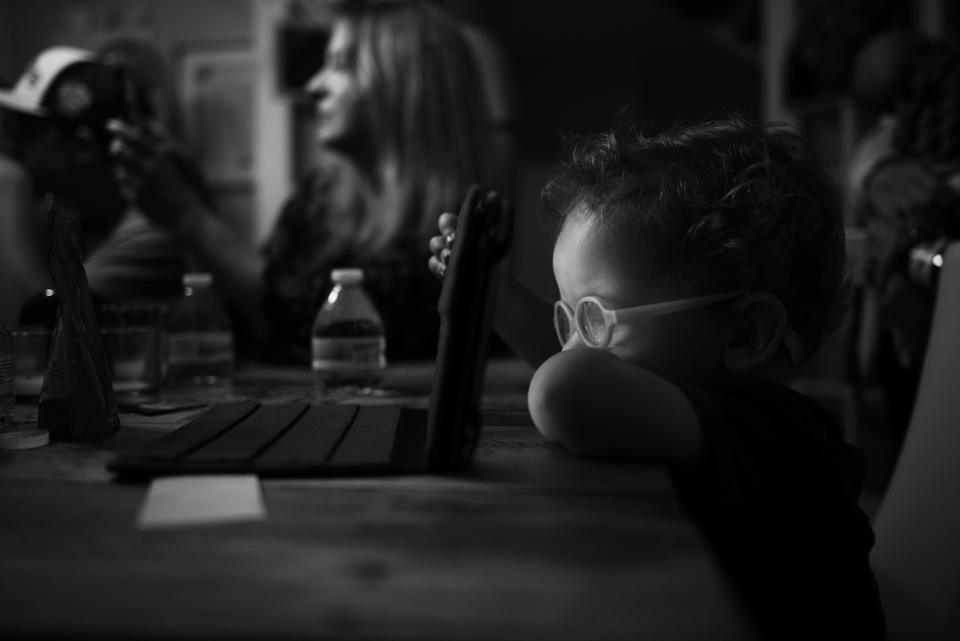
[
  {"left": 0, "top": 428, "right": 50, "bottom": 450},
  {"left": 331, "top": 268, "right": 364, "bottom": 284},
  {"left": 183, "top": 272, "right": 213, "bottom": 287}
]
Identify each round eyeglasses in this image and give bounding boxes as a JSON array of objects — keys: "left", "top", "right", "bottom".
[{"left": 553, "top": 292, "right": 742, "bottom": 349}]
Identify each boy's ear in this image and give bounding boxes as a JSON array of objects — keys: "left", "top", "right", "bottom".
[{"left": 723, "top": 293, "right": 789, "bottom": 373}]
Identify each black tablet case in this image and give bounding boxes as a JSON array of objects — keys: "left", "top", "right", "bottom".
[{"left": 107, "top": 187, "right": 512, "bottom": 478}]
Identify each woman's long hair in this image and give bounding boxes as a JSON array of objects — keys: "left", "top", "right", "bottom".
[{"left": 327, "top": 0, "right": 497, "bottom": 256}]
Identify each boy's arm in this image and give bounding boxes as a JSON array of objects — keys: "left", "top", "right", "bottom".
[
  {"left": 528, "top": 348, "right": 704, "bottom": 470},
  {"left": 429, "top": 212, "right": 558, "bottom": 368},
  {"left": 492, "top": 265, "right": 559, "bottom": 368}
]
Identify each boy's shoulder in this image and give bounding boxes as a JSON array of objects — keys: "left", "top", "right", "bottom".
[
  {"left": 668, "top": 379, "right": 883, "bottom": 641},
  {"left": 683, "top": 379, "right": 839, "bottom": 425},
  {"left": 674, "top": 379, "right": 856, "bottom": 470}
]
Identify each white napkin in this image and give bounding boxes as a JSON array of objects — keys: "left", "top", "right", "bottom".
[{"left": 137, "top": 475, "right": 266, "bottom": 529}]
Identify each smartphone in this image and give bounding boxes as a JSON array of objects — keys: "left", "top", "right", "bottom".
[{"left": 426, "top": 186, "right": 513, "bottom": 470}]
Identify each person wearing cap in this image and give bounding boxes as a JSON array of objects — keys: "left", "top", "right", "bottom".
[
  {"left": 0, "top": 75, "right": 47, "bottom": 325},
  {"left": 848, "top": 36, "right": 960, "bottom": 443},
  {"left": 0, "top": 46, "right": 185, "bottom": 305}
]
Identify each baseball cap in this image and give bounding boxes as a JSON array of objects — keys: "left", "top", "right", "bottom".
[{"left": 0, "top": 46, "right": 127, "bottom": 127}]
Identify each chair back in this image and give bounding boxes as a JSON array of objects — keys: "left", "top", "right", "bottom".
[{"left": 870, "top": 241, "right": 960, "bottom": 640}]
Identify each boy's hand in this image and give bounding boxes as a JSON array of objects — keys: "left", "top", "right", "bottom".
[{"left": 428, "top": 212, "right": 458, "bottom": 280}]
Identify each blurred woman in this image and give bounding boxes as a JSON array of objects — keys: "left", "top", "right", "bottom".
[{"left": 112, "top": 0, "right": 498, "bottom": 362}]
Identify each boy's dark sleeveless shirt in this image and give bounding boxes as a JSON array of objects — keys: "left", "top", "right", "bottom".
[
  {"left": 669, "top": 381, "right": 885, "bottom": 640},
  {"left": 258, "top": 164, "right": 441, "bottom": 365}
]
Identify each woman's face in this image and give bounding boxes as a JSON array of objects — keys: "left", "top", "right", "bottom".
[{"left": 306, "top": 22, "right": 369, "bottom": 151}]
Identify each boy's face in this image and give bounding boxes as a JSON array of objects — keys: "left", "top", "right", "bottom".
[{"left": 552, "top": 214, "right": 732, "bottom": 388}]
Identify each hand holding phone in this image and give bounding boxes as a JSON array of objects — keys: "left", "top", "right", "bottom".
[
  {"left": 428, "top": 212, "right": 461, "bottom": 280},
  {"left": 427, "top": 186, "right": 513, "bottom": 470}
]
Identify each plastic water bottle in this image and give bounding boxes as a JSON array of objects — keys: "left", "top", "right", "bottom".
[
  {"left": 311, "top": 268, "right": 386, "bottom": 393},
  {"left": 166, "top": 273, "right": 234, "bottom": 386},
  {"left": 0, "top": 322, "right": 13, "bottom": 428}
]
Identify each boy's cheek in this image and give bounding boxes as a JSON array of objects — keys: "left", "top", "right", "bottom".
[
  {"left": 605, "top": 345, "right": 637, "bottom": 362},
  {"left": 560, "top": 332, "right": 585, "bottom": 351},
  {"left": 604, "top": 328, "right": 654, "bottom": 364}
]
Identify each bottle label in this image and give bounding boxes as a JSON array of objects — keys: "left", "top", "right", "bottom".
[
  {"left": 1, "top": 353, "right": 14, "bottom": 421},
  {"left": 311, "top": 337, "right": 386, "bottom": 371},
  {"left": 168, "top": 332, "right": 234, "bottom": 365},
  {"left": 0, "top": 353, "right": 13, "bottom": 385}
]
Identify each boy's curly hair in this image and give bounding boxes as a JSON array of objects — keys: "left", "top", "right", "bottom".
[{"left": 543, "top": 117, "right": 851, "bottom": 363}]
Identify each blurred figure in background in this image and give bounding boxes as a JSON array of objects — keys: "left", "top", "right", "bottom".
[
  {"left": 112, "top": 0, "right": 500, "bottom": 363},
  {"left": 849, "top": 34, "right": 960, "bottom": 440},
  {"left": 0, "top": 75, "right": 47, "bottom": 325},
  {"left": 846, "top": 31, "right": 941, "bottom": 215},
  {"left": 785, "top": 0, "right": 913, "bottom": 104},
  {"left": 0, "top": 47, "right": 186, "bottom": 308},
  {"left": 98, "top": 37, "right": 220, "bottom": 233},
  {"left": 99, "top": 37, "right": 182, "bottom": 136}
]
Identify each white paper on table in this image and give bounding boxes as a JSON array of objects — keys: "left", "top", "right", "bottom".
[{"left": 137, "top": 475, "right": 267, "bottom": 529}]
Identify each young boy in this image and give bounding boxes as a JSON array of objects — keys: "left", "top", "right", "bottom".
[{"left": 430, "top": 117, "right": 885, "bottom": 639}]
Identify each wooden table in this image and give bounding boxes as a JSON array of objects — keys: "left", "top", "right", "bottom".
[{"left": 0, "top": 359, "right": 755, "bottom": 640}]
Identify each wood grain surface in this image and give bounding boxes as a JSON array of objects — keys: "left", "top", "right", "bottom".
[{"left": 0, "top": 360, "right": 755, "bottom": 640}]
